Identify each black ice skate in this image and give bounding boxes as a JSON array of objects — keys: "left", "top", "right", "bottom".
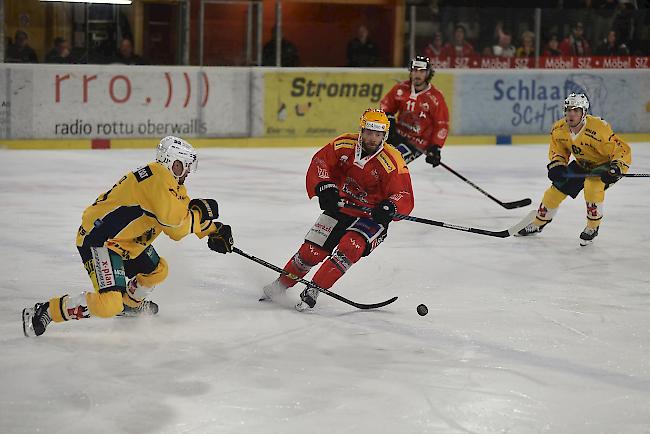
[
  {"left": 117, "top": 300, "right": 159, "bottom": 317},
  {"left": 516, "top": 221, "right": 548, "bottom": 237},
  {"left": 22, "top": 302, "right": 52, "bottom": 337},
  {"left": 295, "top": 286, "right": 319, "bottom": 311},
  {"left": 579, "top": 226, "right": 599, "bottom": 247}
]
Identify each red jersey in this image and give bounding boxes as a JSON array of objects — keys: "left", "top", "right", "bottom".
[
  {"left": 306, "top": 133, "right": 414, "bottom": 220},
  {"left": 380, "top": 80, "right": 450, "bottom": 151}
]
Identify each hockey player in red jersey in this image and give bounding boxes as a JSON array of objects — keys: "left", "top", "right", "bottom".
[
  {"left": 380, "top": 55, "right": 450, "bottom": 167},
  {"left": 262, "top": 109, "right": 414, "bottom": 310},
  {"left": 22, "top": 136, "right": 235, "bottom": 337}
]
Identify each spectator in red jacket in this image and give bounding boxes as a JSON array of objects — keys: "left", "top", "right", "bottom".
[
  {"left": 595, "top": 29, "right": 630, "bottom": 56},
  {"left": 441, "top": 25, "right": 476, "bottom": 58},
  {"left": 423, "top": 31, "right": 444, "bottom": 59},
  {"left": 559, "top": 21, "right": 591, "bottom": 56}
]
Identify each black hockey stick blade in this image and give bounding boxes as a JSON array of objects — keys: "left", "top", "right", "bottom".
[
  {"left": 500, "top": 198, "right": 533, "bottom": 209},
  {"left": 440, "top": 162, "right": 532, "bottom": 210},
  {"left": 233, "top": 247, "right": 398, "bottom": 310}
]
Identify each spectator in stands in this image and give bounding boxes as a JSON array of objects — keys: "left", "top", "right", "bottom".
[
  {"left": 559, "top": 21, "right": 591, "bottom": 56},
  {"left": 595, "top": 29, "right": 630, "bottom": 55},
  {"left": 346, "top": 25, "right": 378, "bottom": 67},
  {"left": 262, "top": 27, "right": 300, "bottom": 67},
  {"left": 592, "top": 0, "right": 618, "bottom": 49},
  {"left": 542, "top": 34, "right": 562, "bottom": 57},
  {"left": 441, "top": 24, "right": 475, "bottom": 58},
  {"left": 492, "top": 28, "right": 516, "bottom": 58},
  {"left": 423, "top": 31, "right": 444, "bottom": 59},
  {"left": 6, "top": 30, "right": 38, "bottom": 63},
  {"left": 515, "top": 31, "right": 535, "bottom": 58},
  {"left": 114, "top": 37, "right": 145, "bottom": 65},
  {"left": 45, "top": 37, "right": 73, "bottom": 64}
]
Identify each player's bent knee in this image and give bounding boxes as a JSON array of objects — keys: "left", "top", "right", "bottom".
[
  {"left": 86, "top": 290, "right": 123, "bottom": 318},
  {"left": 136, "top": 256, "right": 168, "bottom": 288},
  {"left": 542, "top": 186, "right": 568, "bottom": 208},
  {"left": 337, "top": 232, "right": 367, "bottom": 263},
  {"left": 584, "top": 179, "right": 606, "bottom": 203},
  {"left": 298, "top": 242, "right": 328, "bottom": 265}
]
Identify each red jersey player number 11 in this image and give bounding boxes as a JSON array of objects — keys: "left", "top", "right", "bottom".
[{"left": 380, "top": 55, "right": 450, "bottom": 168}]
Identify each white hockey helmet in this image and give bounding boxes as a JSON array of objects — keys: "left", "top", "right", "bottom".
[
  {"left": 155, "top": 136, "right": 198, "bottom": 181},
  {"left": 564, "top": 93, "right": 589, "bottom": 122}
]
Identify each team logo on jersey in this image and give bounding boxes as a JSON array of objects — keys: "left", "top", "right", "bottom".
[
  {"left": 342, "top": 177, "right": 368, "bottom": 202},
  {"left": 437, "top": 128, "right": 448, "bottom": 140},
  {"left": 134, "top": 166, "right": 153, "bottom": 182},
  {"left": 397, "top": 89, "right": 403, "bottom": 96},
  {"left": 422, "top": 102, "right": 429, "bottom": 111},
  {"left": 317, "top": 167, "right": 330, "bottom": 179}
]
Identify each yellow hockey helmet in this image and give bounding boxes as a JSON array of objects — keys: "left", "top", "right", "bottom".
[{"left": 359, "top": 108, "right": 390, "bottom": 140}]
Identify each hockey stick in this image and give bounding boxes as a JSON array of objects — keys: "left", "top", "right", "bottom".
[
  {"left": 232, "top": 247, "right": 398, "bottom": 310},
  {"left": 565, "top": 173, "right": 650, "bottom": 178},
  {"left": 344, "top": 203, "right": 536, "bottom": 238},
  {"left": 440, "top": 162, "right": 532, "bottom": 209}
]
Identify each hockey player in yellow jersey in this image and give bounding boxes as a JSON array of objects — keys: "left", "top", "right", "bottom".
[
  {"left": 22, "top": 136, "right": 235, "bottom": 337},
  {"left": 517, "top": 93, "right": 631, "bottom": 245}
]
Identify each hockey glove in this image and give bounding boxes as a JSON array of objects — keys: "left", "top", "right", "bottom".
[
  {"left": 547, "top": 161, "right": 568, "bottom": 183},
  {"left": 600, "top": 163, "right": 622, "bottom": 185},
  {"left": 425, "top": 146, "right": 441, "bottom": 167},
  {"left": 371, "top": 200, "right": 397, "bottom": 227},
  {"left": 315, "top": 181, "right": 342, "bottom": 213},
  {"left": 189, "top": 198, "right": 219, "bottom": 222},
  {"left": 207, "top": 223, "right": 234, "bottom": 254}
]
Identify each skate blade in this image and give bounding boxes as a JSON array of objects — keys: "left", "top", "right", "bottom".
[
  {"left": 579, "top": 239, "right": 594, "bottom": 247},
  {"left": 295, "top": 301, "right": 309, "bottom": 312},
  {"left": 22, "top": 308, "right": 34, "bottom": 337}
]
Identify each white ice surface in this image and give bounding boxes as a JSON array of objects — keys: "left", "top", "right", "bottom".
[{"left": 1, "top": 145, "right": 649, "bottom": 434}]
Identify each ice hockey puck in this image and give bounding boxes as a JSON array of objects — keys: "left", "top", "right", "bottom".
[{"left": 417, "top": 304, "right": 428, "bottom": 316}]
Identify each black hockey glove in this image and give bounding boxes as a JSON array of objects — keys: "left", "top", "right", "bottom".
[
  {"left": 315, "top": 181, "right": 342, "bottom": 213},
  {"left": 207, "top": 223, "right": 233, "bottom": 254},
  {"left": 600, "top": 163, "right": 622, "bottom": 185},
  {"left": 371, "top": 200, "right": 397, "bottom": 227},
  {"left": 425, "top": 146, "right": 442, "bottom": 167},
  {"left": 189, "top": 198, "right": 219, "bottom": 222},
  {"left": 547, "top": 161, "right": 567, "bottom": 183}
]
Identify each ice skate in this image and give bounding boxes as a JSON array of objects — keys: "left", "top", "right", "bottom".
[
  {"left": 295, "top": 286, "right": 319, "bottom": 311},
  {"left": 117, "top": 299, "right": 159, "bottom": 317},
  {"left": 579, "top": 226, "right": 599, "bottom": 247},
  {"left": 22, "top": 302, "right": 52, "bottom": 337},
  {"left": 259, "top": 279, "right": 288, "bottom": 302},
  {"left": 515, "top": 221, "right": 548, "bottom": 237}
]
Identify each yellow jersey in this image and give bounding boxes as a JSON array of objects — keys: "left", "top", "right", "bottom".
[
  {"left": 76, "top": 162, "right": 210, "bottom": 260},
  {"left": 549, "top": 115, "right": 631, "bottom": 172}
]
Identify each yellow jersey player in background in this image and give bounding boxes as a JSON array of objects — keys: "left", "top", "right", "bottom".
[
  {"left": 517, "top": 93, "right": 632, "bottom": 246},
  {"left": 22, "top": 136, "right": 235, "bottom": 337}
]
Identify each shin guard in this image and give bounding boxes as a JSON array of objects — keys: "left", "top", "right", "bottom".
[
  {"left": 279, "top": 242, "right": 328, "bottom": 287},
  {"left": 312, "top": 232, "right": 366, "bottom": 290}
]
